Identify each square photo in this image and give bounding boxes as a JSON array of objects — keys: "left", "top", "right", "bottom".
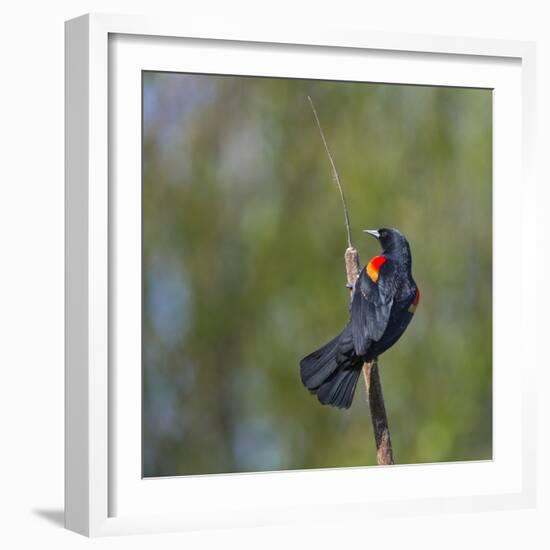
[{"left": 142, "top": 72, "right": 492, "bottom": 477}]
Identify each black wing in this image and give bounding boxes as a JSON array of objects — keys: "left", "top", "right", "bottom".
[{"left": 350, "top": 259, "right": 398, "bottom": 356}]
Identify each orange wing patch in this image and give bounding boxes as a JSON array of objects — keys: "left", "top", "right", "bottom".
[
  {"left": 408, "top": 288, "right": 420, "bottom": 313},
  {"left": 366, "top": 255, "right": 386, "bottom": 283}
]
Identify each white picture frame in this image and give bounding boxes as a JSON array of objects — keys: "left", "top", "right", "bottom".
[{"left": 65, "top": 13, "right": 537, "bottom": 537}]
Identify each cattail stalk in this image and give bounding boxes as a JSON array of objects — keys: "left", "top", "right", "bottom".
[
  {"left": 309, "top": 94, "right": 394, "bottom": 465},
  {"left": 344, "top": 247, "right": 394, "bottom": 465}
]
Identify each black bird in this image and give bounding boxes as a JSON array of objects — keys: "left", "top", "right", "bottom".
[{"left": 300, "top": 228, "right": 419, "bottom": 409}]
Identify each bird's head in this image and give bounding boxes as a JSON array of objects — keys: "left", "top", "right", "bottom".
[{"left": 363, "top": 227, "right": 410, "bottom": 257}]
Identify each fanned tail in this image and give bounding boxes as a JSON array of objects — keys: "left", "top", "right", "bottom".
[{"left": 300, "top": 323, "right": 363, "bottom": 409}]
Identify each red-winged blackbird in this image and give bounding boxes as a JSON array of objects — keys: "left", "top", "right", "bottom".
[{"left": 300, "top": 228, "right": 419, "bottom": 409}]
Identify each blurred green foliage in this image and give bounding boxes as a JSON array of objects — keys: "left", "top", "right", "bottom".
[{"left": 142, "top": 72, "right": 492, "bottom": 477}]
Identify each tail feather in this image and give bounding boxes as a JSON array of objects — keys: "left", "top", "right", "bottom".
[
  {"left": 300, "top": 333, "right": 341, "bottom": 390},
  {"left": 300, "top": 323, "right": 363, "bottom": 409},
  {"left": 317, "top": 367, "right": 361, "bottom": 409}
]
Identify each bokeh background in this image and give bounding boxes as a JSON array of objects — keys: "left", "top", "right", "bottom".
[{"left": 142, "top": 72, "right": 492, "bottom": 477}]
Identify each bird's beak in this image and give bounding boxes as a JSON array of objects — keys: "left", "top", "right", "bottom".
[{"left": 363, "top": 229, "right": 380, "bottom": 239}]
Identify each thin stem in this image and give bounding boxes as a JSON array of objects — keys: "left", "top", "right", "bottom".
[
  {"left": 363, "top": 360, "right": 394, "bottom": 465},
  {"left": 308, "top": 96, "right": 353, "bottom": 249}
]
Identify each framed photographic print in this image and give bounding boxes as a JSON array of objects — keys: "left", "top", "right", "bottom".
[{"left": 65, "top": 13, "right": 536, "bottom": 536}]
